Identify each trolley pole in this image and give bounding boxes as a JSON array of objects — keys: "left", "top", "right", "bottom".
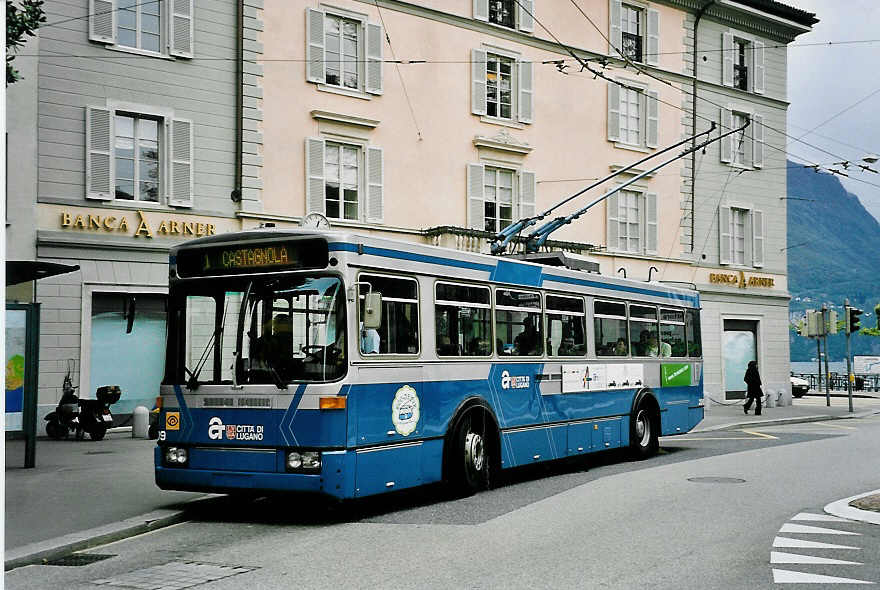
[
  {"left": 822, "top": 304, "right": 830, "bottom": 406},
  {"left": 845, "top": 299, "right": 854, "bottom": 413}
]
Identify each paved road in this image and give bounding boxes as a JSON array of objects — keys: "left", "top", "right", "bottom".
[{"left": 7, "top": 415, "right": 879, "bottom": 589}]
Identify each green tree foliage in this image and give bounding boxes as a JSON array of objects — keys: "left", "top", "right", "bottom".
[
  {"left": 7, "top": 0, "right": 46, "bottom": 85},
  {"left": 860, "top": 302, "right": 880, "bottom": 337}
]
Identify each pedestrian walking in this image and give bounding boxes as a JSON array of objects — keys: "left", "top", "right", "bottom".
[{"left": 743, "top": 360, "right": 763, "bottom": 415}]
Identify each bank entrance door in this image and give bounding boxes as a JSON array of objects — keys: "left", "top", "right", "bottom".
[{"left": 723, "top": 319, "right": 757, "bottom": 400}]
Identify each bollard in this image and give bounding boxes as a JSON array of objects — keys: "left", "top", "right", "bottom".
[{"left": 132, "top": 406, "right": 150, "bottom": 438}]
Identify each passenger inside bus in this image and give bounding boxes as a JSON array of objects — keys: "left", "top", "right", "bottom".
[
  {"left": 252, "top": 314, "right": 293, "bottom": 372},
  {"left": 360, "top": 322, "right": 380, "bottom": 354}
]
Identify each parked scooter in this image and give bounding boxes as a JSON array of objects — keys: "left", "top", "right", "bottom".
[{"left": 44, "top": 369, "right": 121, "bottom": 441}]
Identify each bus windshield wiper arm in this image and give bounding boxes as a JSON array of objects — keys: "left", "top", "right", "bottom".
[{"left": 185, "top": 323, "right": 225, "bottom": 390}]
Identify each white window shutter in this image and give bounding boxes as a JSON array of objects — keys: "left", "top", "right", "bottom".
[
  {"left": 169, "top": 118, "right": 194, "bottom": 207},
  {"left": 645, "top": 192, "right": 658, "bottom": 254},
  {"left": 518, "top": 0, "right": 534, "bottom": 33},
  {"left": 518, "top": 60, "right": 534, "bottom": 124},
  {"left": 471, "top": 49, "right": 487, "bottom": 116},
  {"left": 607, "top": 82, "right": 621, "bottom": 142},
  {"left": 305, "top": 138, "right": 326, "bottom": 215},
  {"left": 306, "top": 8, "right": 325, "bottom": 84},
  {"left": 85, "top": 106, "right": 114, "bottom": 201},
  {"left": 719, "top": 108, "right": 733, "bottom": 163},
  {"left": 366, "top": 23, "right": 383, "bottom": 95},
  {"left": 467, "top": 163, "right": 485, "bottom": 230},
  {"left": 722, "top": 32, "right": 734, "bottom": 87},
  {"left": 752, "top": 209, "right": 764, "bottom": 267},
  {"left": 752, "top": 40, "right": 765, "bottom": 94},
  {"left": 366, "top": 147, "right": 384, "bottom": 223},
  {"left": 89, "top": 0, "right": 116, "bottom": 44},
  {"left": 473, "top": 0, "right": 489, "bottom": 22},
  {"left": 609, "top": 0, "right": 622, "bottom": 55},
  {"left": 606, "top": 192, "right": 620, "bottom": 251},
  {"left": 169, "top": 0, "right": 194, "bottom": 58},
  {"left": 752, "top": 113, "right": 764, "bottom": 168},
  {"left": 646, "top": 9, "right": 660, "bottom": 65},
  {"left": 520, "top": 171, "right": 536, "bottom": 220},
  {"left": 719, "top": 206, "right": 732, "bottom": 265},
  {"left": 646, "top": 90, "right": 659, "bottom": 148}
]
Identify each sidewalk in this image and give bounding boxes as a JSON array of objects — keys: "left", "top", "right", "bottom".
[{"left": 5, "top": 393, "right": 880, "bottom": 570}]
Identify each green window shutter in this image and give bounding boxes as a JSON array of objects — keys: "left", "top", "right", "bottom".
[
  {"left": 366, "top": 147, "right": 384, "bottom": 223},
  {"left": 169, "top": 118, "right": 194, "bottom": 207},
  {"left": 471, "top": 49, "right": 487, "bottom": 116},
  {"left": 306, "top": 8, "right": 325, "bottom": 84},
  {"left": 169, "top": 0, "right": 194, "bottom": 58},
  {"left": 722, "top": 32, "right": 734, "bottom": 87},
  {"left": 646, "top": 9, "right": 660, "bottom": 66},
  {"left": 645, "top": 192, "right": 658, "bottom": 254},
  {"left": 85, "top": 106, "right": 114, "bottom": 201},
  {"left": 518, "top": 60, "right": 533, "bottom": 124},
  {"left": 89, "top": 0, "right": 116, "bottom": 44},
  {"left": 365, "top": 23, "right": 383, "bottom": 95},
  {"left": 607, "top": 82, "right": 621, "bottom": 142},
  {"left": 467, "top": 163, "right": 485, "bottom": 230},
  {"left": 305, "top": 138, "right": 326, "bottom": 215}
]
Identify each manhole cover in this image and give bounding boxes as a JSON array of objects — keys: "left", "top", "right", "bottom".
[
  {"left": 93, "top": 561, "right": 255, "bottom": 589},
  {"left": 45, "top": 553, "right": 115, "bottom": 566},
  {"left": 688, "top": 477, "right": 746, "bottom": 484}
]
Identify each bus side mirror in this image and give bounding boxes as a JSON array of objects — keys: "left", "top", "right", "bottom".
[{"left": 363, "top": 292, "right": 382, "bottom": 329}]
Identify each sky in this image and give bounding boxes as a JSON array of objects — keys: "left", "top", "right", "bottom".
[{"left": 786, "top": 0, "right": 880, "bottom": 222}]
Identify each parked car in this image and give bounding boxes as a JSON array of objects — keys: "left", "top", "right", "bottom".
[{"left": 790, "top": 375, "right": 810, "bottom": 398}]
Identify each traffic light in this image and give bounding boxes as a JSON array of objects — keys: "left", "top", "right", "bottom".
[
  {"left": 827, "top": 310, "right": 838, "bottom": 334},
  {"left": 847, "top": 307, "right": 863, "bottom": 333}
]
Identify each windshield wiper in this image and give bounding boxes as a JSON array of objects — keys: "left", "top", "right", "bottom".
[{"left": 185, "top": 296, "right": 231, "bottom": 390}]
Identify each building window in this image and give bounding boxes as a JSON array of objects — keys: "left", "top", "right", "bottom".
[
  {"left": 720, "top": 108, "right": 762, "bottom": 169},
  {"left": 730, "top": 207, "right": 747, "bottom": 265},
  {"left": 608, "top": 82, "right": 658, "bottom": 149},
  {"left": 489, "top": 0, "right": 515, "bottom": 28},
  {"left": 621, "top": 4, "right": 642, "bottom": 63},
  {"left": 719, "top": 205, "right": 763, "bottom": 267},
  {"left": 89, "top": 0, "right": 192, "bottom": 58},
  {"left": 325, "top": 13, "right": 359, "bottom": 90},
  {"left": 117, "top": 0, "right": 160, "bottom": 52},
  {"left": 734, "top": 39, "right": 749, "bottom": 91},
  {"left": 483, "top": 167, "right": 515, "bottom": 232},
  {"left": 617, "top": 189, "right": 641, "bottom": 253},
  {"left": 732, "top": 113, "right": 749, "bottom": 167},
  {"left": 619, "top": 87, "right": 642, "bottom": 146},
  {"left": 486, "top": 53, "right": 514, "bottom": 120},
  {"left": 607, "top": 188, "right": 657, "bottom": 255},
  {"left": 114, "top": 114, "right": 159, "bottom": 202},
  {"left": 306, "top": 8, "right": 383, "bottom": 96},
  {"left": 324, "top": 142, "right": 360, "bottom": 221}
]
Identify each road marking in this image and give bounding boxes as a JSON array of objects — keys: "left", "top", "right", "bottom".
[
  {"left": 770, "top": 551, "right": 862, "bottom": 565},
  {"left": 791, "top": 512, "right": 852, "bottom": 523},
  {"left": 779, "top": 523, "right": 860, "bottom": 536},
  {"left": 772, "top": 568, "right": 874, "bottom": 584},
  {"left": 773, "top": 537, "right": 859, "bottom": 550},
  {"left": 740, "top": 429, "right": 778, "bottom": 439},
  {"left": 668, "top": 436, "right": 769, "bottom": 440},
  {"left": 813, "top": 421, "right": 857, "bottom": 430}
]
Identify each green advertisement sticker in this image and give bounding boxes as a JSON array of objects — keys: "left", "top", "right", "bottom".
[{"left": 661, "top": 363, "right": 691, "bottom": 387}]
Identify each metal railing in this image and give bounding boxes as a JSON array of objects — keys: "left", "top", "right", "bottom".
[{"left": 792, "top": 373, "right": 880, "bottom": 392}]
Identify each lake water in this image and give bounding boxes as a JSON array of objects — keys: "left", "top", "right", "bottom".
[{"left": 791, "top": 361, "right": 848, "bottom": 375}]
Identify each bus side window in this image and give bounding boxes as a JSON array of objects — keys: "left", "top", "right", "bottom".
[
  {"left": 359, "top": 274, "right": 420, "bottom": 355},
  {"left": 546, "top": 294, "right": 586, "bottom": 357},
  {"left": 686, "top": 308, "right": 702, "bottom": 357},
  {"left": 435, "top": 282, "right": 491, "bottom": 357},
  {"left": 495, "top": 289, "right": 542, "bottom": 357},
  {"left": 594, "top": 300, "right": 628, "bottom": 357}
]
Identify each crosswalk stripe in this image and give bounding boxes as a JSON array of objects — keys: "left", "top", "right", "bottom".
[
  {"left": 790, "top": 512, "right": 852, "bottom": 523},
  {"left": 770, "top": 551, "right": 862, "bottom": 565},
  {"left": 772, "top": 568, "right": 874, "bottom": 584},
  {"left": 773, "top": 537, "right": 859, "bottom": 550},
  {"left": 779, "top": 523, "right": 860, "bottom": 535}
]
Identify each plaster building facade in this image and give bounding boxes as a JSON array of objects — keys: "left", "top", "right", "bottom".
[{"left": 5, "top": 0, "right": 264, "bottom": 421}]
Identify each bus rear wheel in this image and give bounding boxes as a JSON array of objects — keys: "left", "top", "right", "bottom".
[
  {"left": 630, "top": 403, "right": 659, "bottom": 459},
  {"left": 448, "top": 411, "right": 492, "bottom": 496}
]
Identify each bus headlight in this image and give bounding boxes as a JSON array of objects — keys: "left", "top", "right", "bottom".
[
  {"left": 286, "top": 451, "right": 302, "bottom": 470},
  {"left": 164, "top": 446, "right": 188, "bottom": 466},
  {"left": 286, "top": 450, "right": 321, "bottom": 472},
  {"left": 301, "top": 451, "right": 321, "bottom": 470}
]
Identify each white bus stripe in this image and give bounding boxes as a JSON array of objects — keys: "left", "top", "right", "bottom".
[
  {"left": 770, "top": 551, "right": 862, "bottom": 565},
  {"left": 772, "top": 568, "right": 873, "bottom": 584}
]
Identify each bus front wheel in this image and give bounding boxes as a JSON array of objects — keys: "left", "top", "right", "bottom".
[
  {"left": 630, "top": 402, "right": 659, "bottom": 459},
  {"left": 448, "top": 411, "right": 492, "bottom": 496}
]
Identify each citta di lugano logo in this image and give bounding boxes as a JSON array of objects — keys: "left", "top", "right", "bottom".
[
  {"left": 208, "top": 417, "right": 264, "bottom": 441},
  {"left": 391, "top": 385, "right": 420, "bottom": 436},
  {"left": 501, "top": 370, "right": 531, "bottom": 390}
]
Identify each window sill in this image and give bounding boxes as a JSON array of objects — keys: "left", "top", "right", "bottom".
[
  {"left": 316, "top": 84, "right": 372, "bottom": 101},
  {"left": 103, "top": 44, "right": 175, "bottom": 61},
  {"left": 102, "top": 200, "right": 178, "bottom": 211},
  {"left": 613, "top": 142, "right": 651, "bottom": 154},
  {"left": 480, "top": 115, "right": 526, "bottom": 130}
]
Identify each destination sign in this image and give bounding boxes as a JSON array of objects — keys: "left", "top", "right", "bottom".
[{"left": 176, "top": 238, "right": 329, "bottom": 277}]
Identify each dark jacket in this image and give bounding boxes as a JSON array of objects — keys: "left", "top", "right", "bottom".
[{"left": 744, "top": 364, "right": 762, "bottom": 398}]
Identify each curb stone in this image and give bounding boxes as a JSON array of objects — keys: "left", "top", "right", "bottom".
[
  {"left": 824, "top": 489, "right": 880, "bottom": 526},
  {"left": 693, "top": 410, "right": 878, "bottom": 433}
]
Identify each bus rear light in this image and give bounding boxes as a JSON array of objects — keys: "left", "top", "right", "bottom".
[
  {"left": 319, "top": 397, "right": 346, "bottom": 410},
  {"left": 286, "top": 450, "right": 321, "bottom": 472}
]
